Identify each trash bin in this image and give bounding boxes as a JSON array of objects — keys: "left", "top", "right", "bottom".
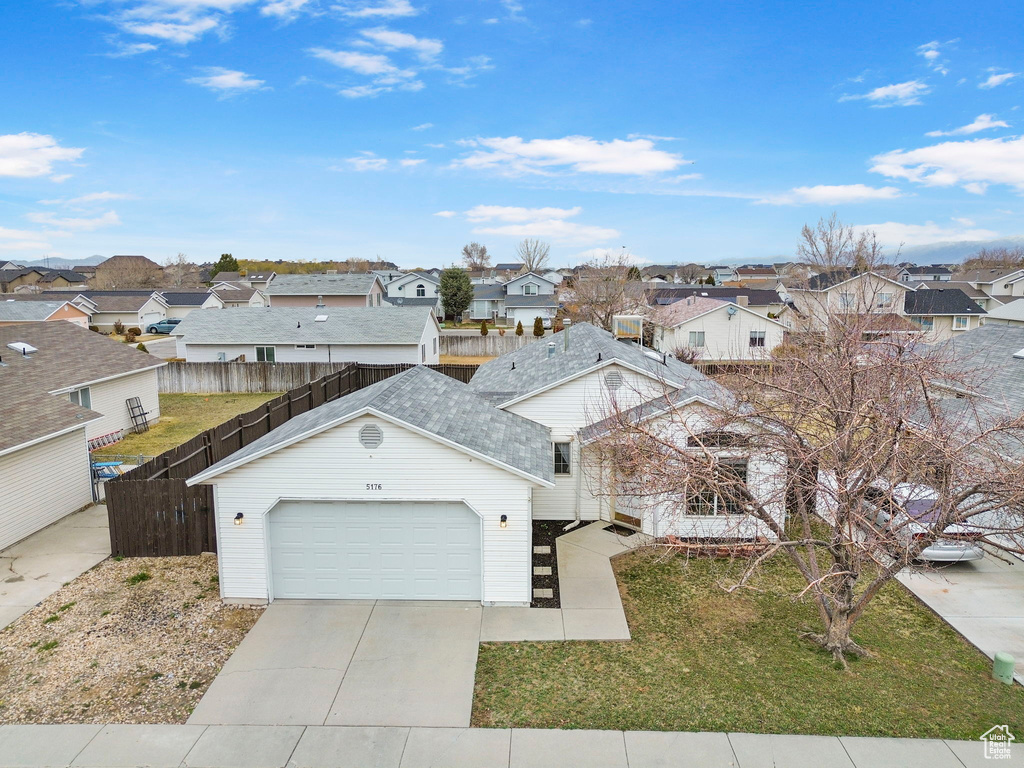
[{"left": 994, "top": 652, "right": 1015, "bottom": 685}]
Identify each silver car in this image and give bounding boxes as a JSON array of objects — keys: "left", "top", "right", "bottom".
[{"left": 864, "top": 483, "right": 984, "bottom": 563}]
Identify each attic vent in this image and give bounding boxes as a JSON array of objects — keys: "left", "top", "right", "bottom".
[
  {"left": 1014, "top": 347, "right": 1024, "bottom": 360},
  {"left": 359, "top": 423, "right": 384, "bottom": 449},
  {"left": 7, "top": 342, "right": 37, "bottom": 355},
  {"left": 315, "top": 314, "right": 329, "bottom": 322},
  {"left": 604, "top": 370, "right": 623, "bottom": 390}
]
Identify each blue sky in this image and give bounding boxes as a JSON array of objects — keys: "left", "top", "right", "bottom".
[{"left": 2, "top": 0, "right": 1023, "bottom": 268}]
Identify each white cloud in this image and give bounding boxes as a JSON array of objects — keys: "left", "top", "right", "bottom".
[
  {"left": 571, "top": 247, "right": 650, "bottom": 266},
  {"left": 261, "top": 0, "right": 310, "bottom": 17},
  {"left": 926, "top": 113, "right": 1009, "bottom": 137},
  {"left": 337, "top": 152, "right": 388, "bottom": 171},
  {"left": 855, "top": 220, "right": 998, "bottom": 247},
  {"left": 871, "top": 136, "right": 1024, "bottom": 193},
  {"left": 453, "top": 135, "right": 686, "bottom": 176},
  {"left": 0, "top": 133, "right": 84, "bottom": 178},
  {"left": 105, "top": 41, "right": 159, "bottom": 57},
  {"left": 310, "top": 48, "right": 410, "bottom": 76},
  {"left": 980, "top": 71, "right": 1019, "bottom": 89},
  {"left": 0, "top": 225, "right": 52, "bottom": 251},
  {"left": 411, "top": 123, "right": 433, "bottom": 131},
  {"left": 839, "top": 80, "right": 930, "bottom": 107},
  {"left": 338, "top": 0, "right": 419, "bottom": 17},
  {"left": 25, "top": 210, "right": 121, "bottom": 231},
  {"left": 916, "top": 41, "right": 949, "bottom": 75},
  {"left": 758, "top": 184, "right": 904, "bottom": 206},
  {"left": 626, "top": 133, "right": 679, "bottom": 141},
  {"left": 40, "top": 191, "right": 133, "bottom": 206},
  {"left": 49, "top": 174, "right": 73, "bottom": 183},
  {"left": 433, "top": 210, "right": 457, "bottom": 218},
  {"left": 399, "top": 158, "right": 425, "bottom": 167},
  {"left": 449, "top": 204, "right": 619, "bottom": 244},
  {"left": 187, "top": 67, "right": 267, "bottom": 94},
  {"left": 359, "top": 27, "right": 442, "bottom": 61},
  {"left": 425, "top": 142, "right": 445, "bottom": 148},
  {"left": 119, "top": 17, "right": 221, "bottom": 44}
]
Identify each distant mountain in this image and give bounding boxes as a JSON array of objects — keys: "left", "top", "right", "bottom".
[
  {"left": 17, "top": 255, "right": 106, "bottom": 270},
  {"left": 897, "top": 236, "right": 1024, "bottom": 265}
]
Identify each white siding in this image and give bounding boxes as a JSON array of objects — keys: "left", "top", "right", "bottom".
[
  {"left": 0, "top": 429, "right": 93, "bottom": 550},
  {"left": 419, "top": 319, "right": 440, "bottom": 364},
  {"left": 76, "top": 369, "right": 162, "bottom": 440},
  {"left": 654, "top": 306, "right": 785, "bottom": 361},
  {"left": 182, "top": 343, "right": 423, "bottom": 364},
  {"left": 327, "top": 344, "right": 421, "bottom": 364},
  {"left": 201, "top": 414, "right": 536, "bottom": 605}
]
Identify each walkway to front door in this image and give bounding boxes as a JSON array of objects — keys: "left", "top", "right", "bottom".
[{"left": 188, "top": 600, "right": 482, "bottom": 728}]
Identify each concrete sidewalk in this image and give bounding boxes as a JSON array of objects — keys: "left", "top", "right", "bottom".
[
  {"left": 1, "top": 724, "right": 1016, "bottom": 768},
  {"left": 0, "top": 504, "right": 110, "bottom": 630}
]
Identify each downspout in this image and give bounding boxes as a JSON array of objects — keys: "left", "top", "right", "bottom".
[{"left": 563, "top": 437, "right": 583, "bottom": 531}]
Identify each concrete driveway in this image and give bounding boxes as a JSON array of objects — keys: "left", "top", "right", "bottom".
[
  {"left": 188, "top": 600, "right": 482, "bottom": 728},
  {"left": 898, "top": 554, "right": 1024, "bottom": 682},
  {"left": 143, "top": 335, "right": 179, "bottom": 360}
]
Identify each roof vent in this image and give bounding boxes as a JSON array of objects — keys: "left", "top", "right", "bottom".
[
  {"left": 359, "top": 423, "right": 383, "bottom": 449},
  {"left": 315, "top": 314, "right": 329, "bottom": 322},
  {"left": 604, "top": 370, "right": 623, "bottom": 390},
  {"left": 7, "top": 342, "right": 37, "bottom": 355}
]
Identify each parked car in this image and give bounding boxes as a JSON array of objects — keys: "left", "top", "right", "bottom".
[
  {"left": 146, "top": 318, "right": 182, "bottom": 334},
  {"left": 863, "top": 483, "right": 984, "bottom": 563},
  {"left": 542, "top": 316, "right": 553, "bottom": 329}
]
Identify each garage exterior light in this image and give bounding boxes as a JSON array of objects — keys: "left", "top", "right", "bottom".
[
  {"left": 234, "top": 512, "right": 244, "bottom": 526},
  {"left": 500, "top": 514, "right": 508, "bottom": 528}
]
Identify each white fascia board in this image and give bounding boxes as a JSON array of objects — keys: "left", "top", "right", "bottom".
[{"left": 47, "top": 362, "right": 166, "bottom": 394}]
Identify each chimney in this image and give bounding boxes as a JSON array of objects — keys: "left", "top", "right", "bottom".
[
  {"left": 547, "top": 341, "right": 555, "bottom": 359},
  {"left": 563, "top": 318, "right": 571, "bottom": 351},
  {"left": 736, "top": 295, "right": 748, "bottom": 307}
]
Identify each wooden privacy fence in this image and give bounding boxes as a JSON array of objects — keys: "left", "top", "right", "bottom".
[
  {"left": 107, "top": 362, "right": 478, "bottom": 556},
  {"left": 438, "top": 333, "right": 540, "bottom": 358},
  {"left": 159, "top": 360, "right": 478, "bottom": 393}
]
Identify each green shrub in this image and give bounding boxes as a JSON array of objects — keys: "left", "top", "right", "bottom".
[
  {"left": 480, "top": 321, "right": 488, "bottom": 336},
  {"left": 136, "top": 342, "right": 149, "bottom": 353},
  {"left": 126, "top": 571, "right": 152, "bottom": 586},
  {"left": 533, "top": 316, "right": 544, "bottom": 337},
  {"left": 515, "top": 321, "right": 524, "bottom": 336}
]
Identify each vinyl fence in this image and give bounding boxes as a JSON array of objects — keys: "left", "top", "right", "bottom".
[
  {"left": 158, "top": 361, "right": 477, "bottom": 393},
  {"left": 107, "top": 362, "right": 478, "bottom": 556}
]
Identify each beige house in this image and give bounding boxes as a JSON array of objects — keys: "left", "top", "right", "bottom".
[
  {"left": 0, "top": 322, "right": 165, "bottom": 550},
  {"left": 266, "top": 274, "right": 384, "bottom": 308},
  {"left": 652, "top": 296, "right": 788, "bottom": 361},
  {"left": 0, "top": 299, "right": 90, "bottom": 328}
]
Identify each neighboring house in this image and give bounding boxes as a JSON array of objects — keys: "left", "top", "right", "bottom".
[
  {"left": 0, "top": 320, "right": 163, "bottom": 443},
  {"left": 382, "top": 271, "right": 442, "bottom": 315},
  {"left": 541, "top": 270, "right": 563, "bottom": 285},
  {"left": 266, "top": 274, "right": 385, "bottom": 308},
  {"left": 935, "top": 324, "right": 1024, "bottom": 430},
  {"left": 955, "top": 268, "right": 1024, "bottom": 301},
  {"left": 983, "top": 297, "right": 1024, "bottom": 327},
  {"left": 788, "top": 271, "right": 910, "bottom": 332},
  {"left": 898, "top": 265, "right": 953, "bottom": 282},
  {"left": 494, "top": 262, "right": 525, "bottom": 277},
  {"left": 0, "top": 299, "right": 91, "bottom": 328},
  {"left": 71, "top": 264, "right": 98, "bottom": 281},
  {"left": 211, "top": 271, "right": 242, "bottom": 282},
  {"left": 706, "top": 265, "right": 737, "bottom": 283},
  {"left": 35, "top": 270, "right": 89, "bottom": 290},
  {"left": 159, "top": 290, "right": 225, "bottom": 321},
  {"left": 735, "top": 265, "right": 778, "bottom": 281},
  {"left": 468, "top": 322, "right": 784, "bottom": 539},
  {"left": 172, "top": 306, "right": 440, "bottom": 364},
  {"left": 0, "top": 260, "right": 25, "bottom": 271},
  {"left": 903, "top": 288, "right": 987, "bottom": 339},
  {"left": 913, "top": 281, "right": 998, "bottom": 310},
  {"left": 0, "top": 268, "right": 47, "bottom": 293},
  {"left": 44, "top": 290, "right": 171, "bottom": 332},
  {"left": 651, "top": 296, "right": 788, "bottom": 361},
  {"left": 211, "top": 282, "right": 268, "bottom": 308},
  {"left": 647, "top": 286, "right": 786, "bottom": 317},
  {"left": 470, "top": 272, "right": 559, "bottom": 327},
  {"left": 92, "top": 255, "right": 164, "bottom": 288},
  {"left": 244, "top": 272, "right": 276, "bottom": 291},
  {"left": 187, "top": 323, "right": 782, "bottom": 607}
]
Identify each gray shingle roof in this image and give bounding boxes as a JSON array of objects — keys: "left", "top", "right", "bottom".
[
  {"left": 0, "top": 300, "right": 70, "bottom": 322},
  {"left": 382, "top": 296, "right": 439, "bottom": 308},
  {"left": 467, "top": 322, "right": 731, "bottom": 407},
  {"left": 503, "top": 294, "right": 559, "bottom": 308},
  {"left": 266, "top": 273, "right": 379, "bottom": 296},
  {"left": 473, "top": 284, "right": 505, "bottom": 301},
  {"left": 172, "top": 306, "right": 434, "bottom": 345},
  {"left": 938, "top": 325, "right": 1024, "bottom": 421},
  {"left": 191, "top": 366, "right": 553, "bottom": 484},
  {"left": 646, "top": 287, "right": 782, "bottom": 307},
  {"left": 161, "top": 291, "right": 215, "bottom": 307},
  {"left": 903, "top": 288, "right": 987, "bottom": 316}
]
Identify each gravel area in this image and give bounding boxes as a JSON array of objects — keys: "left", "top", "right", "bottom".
[
  {"left": 531, "top": 521, "right": 562, "bottom": 609},
  {"left": 0, "top": 554, "right": 262, "bottom": 724}
]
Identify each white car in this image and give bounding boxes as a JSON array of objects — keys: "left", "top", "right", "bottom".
[{"left": 863, "top": 483, "right": 984, "bottom": 563}]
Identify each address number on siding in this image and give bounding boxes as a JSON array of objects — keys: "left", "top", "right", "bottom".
[{"left": 366, "top": 483, "right": 382, "bottom": 490}]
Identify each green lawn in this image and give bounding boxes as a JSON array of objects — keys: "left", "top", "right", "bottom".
[
  {"left": 473, "top": 550, "right": 1024, "bottom": 739},
  {"left": 93, "top": 392, "right": 281, "bottom": 459}
]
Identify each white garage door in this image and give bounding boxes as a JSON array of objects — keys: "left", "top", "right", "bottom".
[
  {"left": 142, "top": 312, "right": 163, "bottom": 325},
  {"left": 269, "top": 500, "right": 482, "bottom": 601}
]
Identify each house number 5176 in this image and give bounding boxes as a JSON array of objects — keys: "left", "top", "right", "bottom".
[{"left": 366, "top": 483, "right": 382, "bottom": 490}]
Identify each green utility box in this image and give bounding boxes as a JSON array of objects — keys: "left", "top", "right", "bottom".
[{"left": 994, "top": 652, "right": 1015, "bottom": 685}]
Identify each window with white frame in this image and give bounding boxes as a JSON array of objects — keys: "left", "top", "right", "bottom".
[
  {"left": 688, "top": 330, "right": 705, "bottom": 347},
  {"left": 69, "top": 387, "right": 91, "bottom": 409},
  {"left": 255, "top": 346, "right": 276, "bottom": 362},
  {"left": 876, "top": 292, "right": 893, "bottom": 307},
  {"left": 953, "top": 315, "right": 969, "bottom": 330},
  {"left": 838, "top": 292, "right": 854, "bottom": 310},
  {"left": 553, "top": 442, "right": 572, "bottom": 475},
  {"left": 416, "top": 284, "right": 426, "bottom": 297},
  {"left": 523, "top": 283, "right": 538, "bottom": 295},
  {"left": 686, "top": 458, "right": 749, "bottom": 515},
  {"left": 749, "top": 330, "right": 766, "bottom": 347},
  {"left": 916, "top": 316, "right": 934, "bottom": 330},
  {"left": 421, "top": 343, "right": 426, "bottom": 362},
  {"left": 432, "top": 337, "right": 438, "bottom": 354}
]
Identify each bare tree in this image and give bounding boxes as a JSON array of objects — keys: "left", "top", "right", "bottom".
[
  {"left": 588, "top": 224, "right": 1024, "bottom": 666},
  {"left": 957, "top": 246, "right": 1024, "bottom": 272},
  {"left": 515, "top": 238, "right": 551, "bottom": 273},
  {"left": 93, "top": 259, "right": 164, "bottom": 290},
  {"left": 675, "top": 263, "right": 709, "bottom": 284},
  {"left": 461, "top": 242, "right": 491, "bottom": 271},
  {"left": 561, "top": 250, "right": 648, "bottom": 331},
  {"left": 163, "top": 253, "right": 201, "bottom": 288}
]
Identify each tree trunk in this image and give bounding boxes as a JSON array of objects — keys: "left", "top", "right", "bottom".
[{"left": 802, "top": 607, "right": 869, "bottom": 668}]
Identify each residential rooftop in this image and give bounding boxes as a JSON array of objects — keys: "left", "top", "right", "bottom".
[
  {"left": 265, "top": 273, "right": 380, "bottom": 296},
  {"left": 903, "top": 288, "right": 987, "bottom": 316},
  {"left": 0, "top": 300, "right": 75, "bottom": 322}
]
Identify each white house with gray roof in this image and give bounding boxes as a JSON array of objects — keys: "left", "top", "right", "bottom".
[
  {"left": 172, "top": 306, "right": 440, "bottom": 364},
  {"left": 266, "top": 273, "right": 384, "bottom": 309}
]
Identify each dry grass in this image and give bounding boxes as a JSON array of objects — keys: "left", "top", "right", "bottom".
[
  {"left": 0, "top": 555, "right": 262, "bottom": 724},
  {"left": 440, "top": 355, "right": 495, "bottom": 365}
]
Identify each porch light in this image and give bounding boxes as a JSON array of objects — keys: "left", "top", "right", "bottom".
[
  {"left": 233, "top": 513, "right": 244, "bottom": 526},
  {"left": 500, "top": 514, "right": 508, "bottom": 529}
]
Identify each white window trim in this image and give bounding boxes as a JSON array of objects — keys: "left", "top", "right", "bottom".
[
  {"left": 952, "top": 315, "right": 969, "bottom": 330},
  {"left": 553, "top": 442, "right": 572, "bottom": 475},
  {"left": 255, "top": 345, "right": 276, "bottom": 363},
  {"left": 688, "top": 330, "right": 705, "bottom": 348},
  {"left": 69, "top": 386, "right": 92, "bottom": 409}
]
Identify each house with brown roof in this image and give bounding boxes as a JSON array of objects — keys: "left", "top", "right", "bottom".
[
  {"left": 0, "top": 322, "right": 165, "bottom": 549},
  {"left": 92, "top": 255, "right": 164, "bottom": 289}
]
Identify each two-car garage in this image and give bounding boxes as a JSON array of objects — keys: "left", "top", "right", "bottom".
[{"left": 268, "top": 500, "right": 482, "bottom": 601}]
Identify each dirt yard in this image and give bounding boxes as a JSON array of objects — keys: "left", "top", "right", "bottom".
[{"left": 0, "top": 555, "right": 262, "bottom": 724}]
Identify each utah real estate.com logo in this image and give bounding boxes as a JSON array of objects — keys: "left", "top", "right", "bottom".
[{"left": 981, "top": 725, "right": 1015, "bottom": 760}]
